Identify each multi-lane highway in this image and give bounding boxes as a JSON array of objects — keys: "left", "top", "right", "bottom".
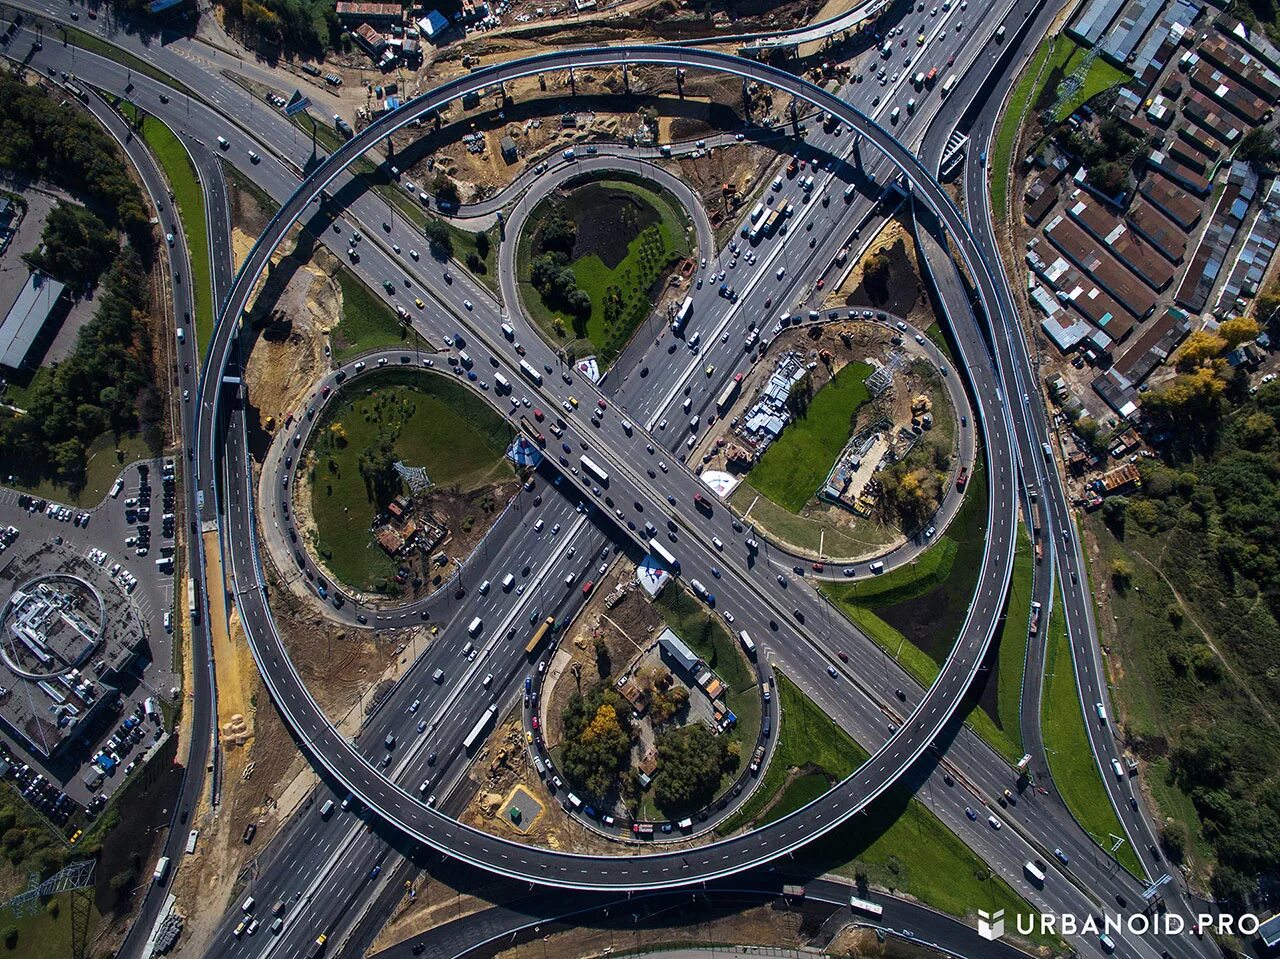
[{"left": 2, "top": 4, "right": 1220, "bottom": 958}]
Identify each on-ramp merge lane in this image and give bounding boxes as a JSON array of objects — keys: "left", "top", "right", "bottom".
[{"left": 198, "top": 45, "right": 1019, "bottom": 891}]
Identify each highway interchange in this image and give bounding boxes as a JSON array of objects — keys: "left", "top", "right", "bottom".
[{"left": 0, "top": 1, "right": 1220, "bottom": 958}]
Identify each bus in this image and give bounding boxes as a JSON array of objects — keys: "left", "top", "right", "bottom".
[
  {"left": 941, "top": 74, "right": 958, "bottom": 96},
  {"left": 463, "top": 704, "right": 498, "bottom": 752},
  {"left": 526, "top": 615, "right": 555, "bottom": 655},
  {"left": 849, "top": 895, "right": 883, "bottom": 918},
  {"left": 716, "top": 374, "right": 742, "bottom": 414},
  {"left": 1024, "top": 860, "right": 1046, "bottom": 885},
  {"left": 648, "top": 538, "right": 680, "bottom": 573},
  {"left": 738, "top": 630, "right": 756, "bottom": 657},
  {"left": 580, "top": 456, "right": 609, "bottom": 486},
  {"left": 671, "top": 295, "right": 693, "bottom": 334},
  {"left": 518, "top": 359, "right": 543, "bottom": 385}
]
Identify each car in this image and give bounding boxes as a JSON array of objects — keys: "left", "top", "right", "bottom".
[
  {"left": 463, "top": 300, "right": 473, "bottom": 310},
  {"left": 409, "top": 249, "right": 419, "bottom": 260},
  {"left": 965, "top": 807, "right": 977, "bottom": 820},
  {"left": 827, "top": 665, "right": 838, "bottom": 678},
  {"left": 568, "top": 396, "right": 579, "bottom": 407},
  {"left": 414, "top": 297, "right": 425, "bottom": 309}
]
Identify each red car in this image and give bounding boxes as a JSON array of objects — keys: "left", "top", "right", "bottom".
[
  {"left": 837, "top": 651, "right": 849, "bottom": 663},
  {"left": 321, "top": 385, "right": 331, "bottom": 398},
  {"left": 597, "top": 398, "right": 608, "bottom": 411},
  {"left": 533, "top": 408, "right": 544, "bottom": 421},
  {"left": 582, "top": 580, "right": 594, "bottom": 596},
  {"left": 816, "top": 278, "right": 825, "bottom": 289},
  {"left": 531, "top": 715, "right": 540, "bottom": 730},
  {"left": 812, "top": 562, "right": 824, "bottom": 572}
]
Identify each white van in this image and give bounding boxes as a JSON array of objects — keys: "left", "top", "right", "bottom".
[
  {"left": 870, "top": 561, "right": 885, "bottom": 574},
  {"left": 185, "top": 830, "right": 199, "bottom": 854},
  {"left": 242, "top": 896, "right": 256, "bottom": 913},
  {"left": 1095, "top": 702, "right": 1107, "bottom": 724},
  {"left": 534, "top": 756, "right": 546, "bottom": 776},
  {"left": 689, "top": 415, "right": 699, "bottom": 431},
  {"left": 461, "top": 642, "right": 474, "bottom": 659},
  {"left": 216, "top": 135, "right": 229, "bottom": 149},
  {"left": 154, "top": 856, "right": 171, "bottom": 882},
  {"left": 176, "top": 327, "right": 186, "bottom": 344},
  {"left": 771, "top": 176, "right": 783, "bottom": 191},
  {"left": 501, "top": 323, "right": 515, "bottom": 340},
  {"left": 320, "top": 799, "right": 335, "bottom": 818},
  {"left": 479, "top": 579, "right": 490, "bottom": 595},
  {"left": 502, "top": 573, "right": 515, "bottom": 591},
  {"left": 468, "top": 617, "right": 482, "bottom": 637},
  {"left": 750, "top": 202, "right": 765, "bottom": 222}
]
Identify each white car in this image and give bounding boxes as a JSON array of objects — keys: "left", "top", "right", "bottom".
[
  {"left": 776, "top": 267, "right": 786, "bottom": 279},
  {"left": 409, "top": 249, "right": 419, "bottom": 260},
  {"left": 463, "top": 300, "right": 473, "bottom": 310}
]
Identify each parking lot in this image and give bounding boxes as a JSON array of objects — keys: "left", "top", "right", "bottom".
[{"left": 0, "top": 458, "right": 179, "bottom": 817}]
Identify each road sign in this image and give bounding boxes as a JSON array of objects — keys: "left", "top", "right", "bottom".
[{"left": 284, "top": 90, "right": 312, "bottom": 117}]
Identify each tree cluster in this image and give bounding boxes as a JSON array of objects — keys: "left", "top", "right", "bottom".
[
  {"left": 0, "top": 249, "right": 158, "bottom": 487},
  {"left": 653, "top": 723, "right": 731, "bottom": 813},
  {"left": 560, "top": 685, "right": 633, "bottom": 801},
  {"left": 217, "top": 0, "right": 336, "bottom": 53},
  {"left": 0, "top": 73, "right": 148, "bottom": 248},
  {"left": 1055, "top": 117, "right": 1146, "bottom": 196},
  {"left": 24, "top": 202, "right": 118, "bottom": 287},
  {"left": 1112, "top": 377, "right": 1280, "bottom": 904},
  {"left": 530, "top": 253, "right": 591, "bottom": 321}
]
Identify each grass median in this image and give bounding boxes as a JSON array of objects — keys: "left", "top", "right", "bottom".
[
  {"left": 1041, "top": 585, "right": 1144, "bottom": 877},
  {"left": 820, "top": 456, "right": 1026, "bottom": 765},
  {"left": 722, "top": 674, "right": 1047, "bottom": 938},
  {"left": 123, "top": 107, "right": 214, "bottom": 355}
]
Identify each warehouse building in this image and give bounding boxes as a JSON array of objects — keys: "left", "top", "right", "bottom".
[
  {"left": 1126, "top": 200, "right": 1187, "bottom": 263},
  {"left": 1101, "top": 0, "right": 1169, "bottom": 67},
  {"left": 1069, "top": 0, "right": 1127, "bottom": 46},
  {"left": 1140, "top": 171, "right": 1204, "bottom": 229},
  {"left": 1065, "top": 192, "right": 1176, "bottom": 290},
  {"left": 0, "top": 272, "right": 67, "bottom": 371},
  {"left": 1044, "top": 215, "right": 1158, "bottom": 320},
  {"left": 1176, "top": 160, "right": 1257, "bottom": 311}
]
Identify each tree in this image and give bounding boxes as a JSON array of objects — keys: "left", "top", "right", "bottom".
[
  {"left": 862, "top": 252, "right": 890, "bottom": 301},
  {"left": 432, "top": 172, "right": 461, "bottom": 207},
  {"left": 1236, "top": 126, "right": 1280, "bottom": 169},
  {"left": 654, "top": 724, "right": 730, "bottom": 813},
  {"left": 560, "top": 687, "right": 632, "bottom": 800},
  {"left": 24, "top": 202, "right": 117, "bottom": 286},
  {"left": 423, "top": 219, "right": 452, "bottom": 257},
  {"left": 0, "top": 926, "right": 15, "bottom": 949},
  {"left": 1218, "top": 316, "right": 1260, "bottom": 348},
  {"left": 649, "top": 684, "right": 688, "bottom": 725},
  {"left": 475, "top": 230, "right": 490, "bottom": 259},
  {"left": 1109, "top": 558, "right": 1133, "bottom": 592},
  {"left": 1174, "top": 330, "right": 1227, "bottom": 369},
  {"left": 539, "top": 207, "right": 578, "bottom": 256},
  {"left": 465, "top": 251, "right": 483, "bottom": 273},
  {"left": 357, "top": 437, "right": 399, "bottom": 504}
]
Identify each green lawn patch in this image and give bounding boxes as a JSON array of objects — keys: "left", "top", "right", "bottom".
[
  {"left": 1041, "top": 585, "right": 1144, "bottom": 877},
  {"left": 748, "top": 361, "right": 875, "bottom": 513},
  {"left": 729, "top": 479, "right": 896, "bottom": 558},
  {"left": 331, "top": 268, "right": 411, "bottom": 361},
  {"left": 8, "top": 433, "right": 150, "bottom": 508},
  {"left": 307, "top": 372, "right": 513, "bottom": 590},
  {"left": 518, "top": 178, "right": 691, "bottom": 366},
  {"left": 818, "top": 454, "right": 1025, "bottom": 765},
  {"left": 994, "top": 523, "right": 1034, "bottom": 751},
  {"left": 0, "top": 891, "right": 102, "bottom": 959},
  {"left": 990, "top": 35, "right": 1126, "bottom": 216},
  {"left": 131, "top": 112, "right": 213, "bottom": 355},
  {"left": 65, "top": 26, "right": 197, "bottom": 101},
  {"left": 653, "top": 587, "right": 761, "bottom": 782},
  {"left": 718, "top": 672, "right": 853, "bottom": 833},
  {"left": 720, "top": 675, "right": 1046, "bottom": 936}
]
